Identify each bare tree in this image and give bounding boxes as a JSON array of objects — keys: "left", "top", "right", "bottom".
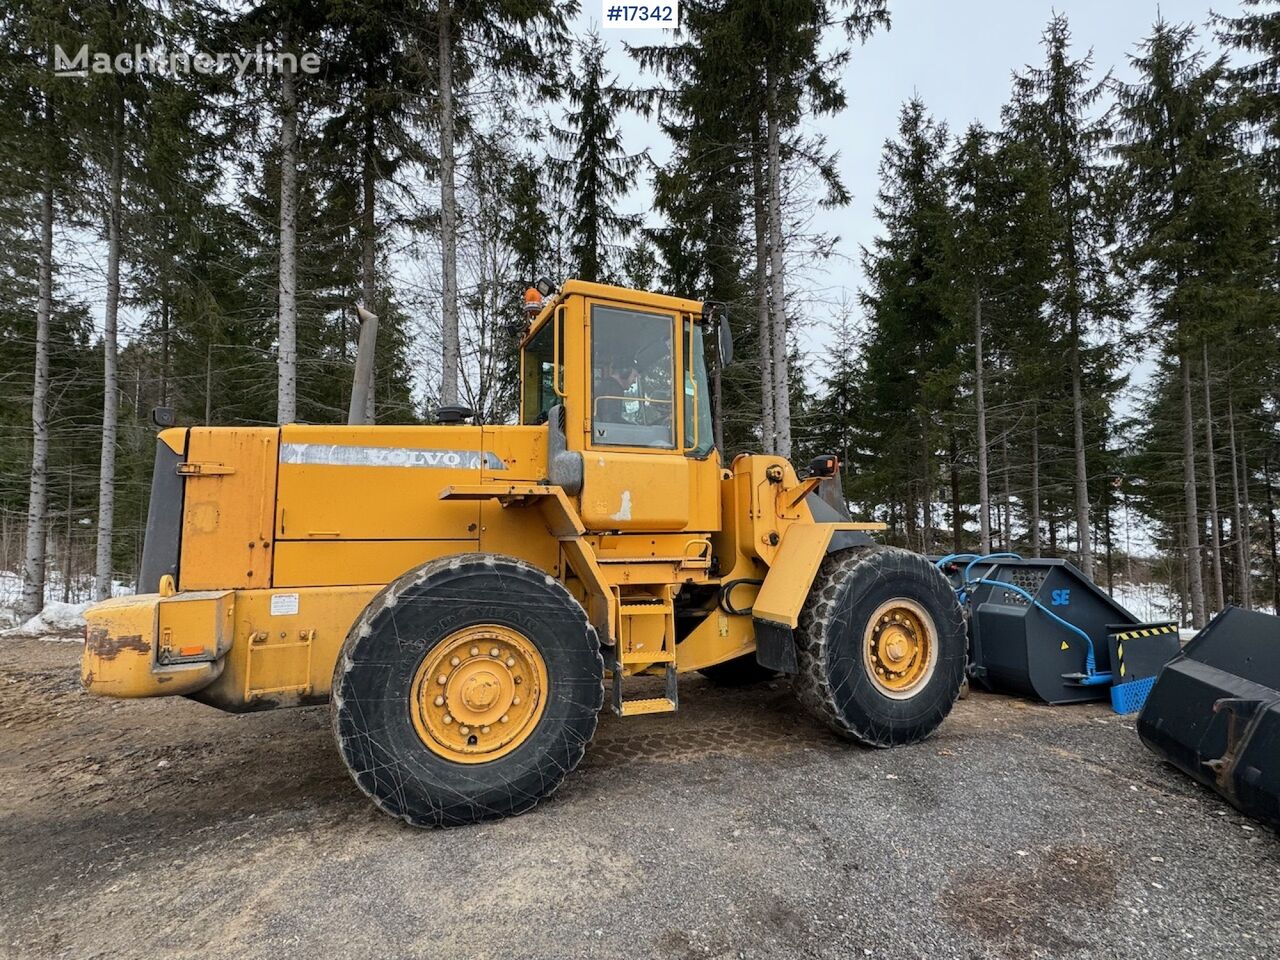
[
  {"left": 751, "top": 137, "right": 773, "bottom": 453},
  {"left": 276, "top": 32, "right": 298, "bottom": 425},
  {"left": 94, "top": 96, "right": 123, "bottom": 601},
  {"left": 1226, "top": 387, "right": 1250, "bottom": 608},
  {"left": 1180, "top": 351, "right": 1206, "bottom": 627},
  {"left": 1201, "top": 342, "right": 1224, "bottom": 611},
  {"left": 974, "top": 292, "right": 990, "bottom": 554},
  {"left": 766, "top": 80, "right": 791, "bottom": 458},
  {"left": 437, "top": 0, "right": 460, "bottom": 406},
  {"left": 21, "top": 163, "right": 53, "bottom": 617}
]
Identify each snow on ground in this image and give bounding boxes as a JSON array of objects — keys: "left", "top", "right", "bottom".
[
  {"left": 2, "top": 601, "right": 92, "bottom": 638},
  {"left": 0, "top": 571, "right": 133, "bottom": 636}
]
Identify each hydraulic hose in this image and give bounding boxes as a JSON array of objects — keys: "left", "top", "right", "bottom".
[{"left": 936, "top": 552, "right": 1111, "bottom": 685}]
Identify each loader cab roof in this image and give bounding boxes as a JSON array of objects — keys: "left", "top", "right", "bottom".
[{"left": 522, "top": 280, "right": 705, "bottom": 346}]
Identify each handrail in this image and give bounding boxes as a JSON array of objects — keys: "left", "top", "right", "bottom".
[
  {"left": 682, "top": 316, "right": 699, "bottom": 453},
  {"left": 552, "top": 304, "right": 566, "bottom": 398}
]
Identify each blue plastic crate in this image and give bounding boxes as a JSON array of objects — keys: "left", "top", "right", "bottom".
[{"left": 1111, "top": 675, "right": 1158, "bottom": 715}]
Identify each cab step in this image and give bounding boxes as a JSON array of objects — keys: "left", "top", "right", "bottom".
[
  {"left": 610, "top": 590, "right": 679, "bottom": 717},
  {"left": 611, "top": 662, "right": 679, "bottom": 717},
  {"left": 618, "top": 696, "right": 677, "bottom": 716}
]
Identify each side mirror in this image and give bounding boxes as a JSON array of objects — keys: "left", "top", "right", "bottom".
[
  {"left": 435, "top": 405, "right": 474, "bottom": 425},
  {"left": 151, "top": 406, "right": 176, "bottom": 428},
  {"left": 718, "top": 314, "right": 734, "bottom": 366},
  {"left": 807, "top": 454, "right": 839, "bottom": 478},
  {"left": 703, "top": 301, "right": 732, "bottom": 366}
]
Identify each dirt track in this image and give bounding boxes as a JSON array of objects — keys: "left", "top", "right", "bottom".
[{"left": 2, "top": 635, "right": 1277, "bottom": 960}]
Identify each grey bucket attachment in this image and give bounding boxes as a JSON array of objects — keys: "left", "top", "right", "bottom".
[{"left": 1137, "top": 607, "right": 1280, "bottom": 830}]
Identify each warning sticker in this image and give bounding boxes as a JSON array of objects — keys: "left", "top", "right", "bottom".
[{"left": 270, "top": 593, "right": 300, "bottom": 616}]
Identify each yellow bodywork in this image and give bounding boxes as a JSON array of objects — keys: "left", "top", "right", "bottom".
[{"left": 83, "top": 279, "right": 884, "bottom": 714}]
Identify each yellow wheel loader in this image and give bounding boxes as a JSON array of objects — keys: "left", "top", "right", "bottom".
[{"left": 82, "top": 280, "right": 966, "bottom": 827}]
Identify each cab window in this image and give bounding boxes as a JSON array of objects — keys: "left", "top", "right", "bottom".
[
  {"left": 683, "top": 319, "right": 715, "bottom": 458},
  {"left": 520, "top": 321, "right": 557, "bottom": 424},
  {"left": 591, "top": 305, "right": 674, "bottom": 449}
]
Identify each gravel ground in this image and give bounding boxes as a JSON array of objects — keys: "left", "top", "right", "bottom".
[{"left": 1, "top": 635, "right": 1276, "bottom": 960}]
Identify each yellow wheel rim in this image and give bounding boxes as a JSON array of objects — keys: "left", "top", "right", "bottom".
[
  {"left": 863, "top": 598, "right": 937, "bottom": 700},
  {"left": 409, "top": 625, "right": 548, "bottom": 764}
]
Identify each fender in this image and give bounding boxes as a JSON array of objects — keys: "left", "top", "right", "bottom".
[{"left": 751, "top": 524, "right": 856, "bottom": 674}]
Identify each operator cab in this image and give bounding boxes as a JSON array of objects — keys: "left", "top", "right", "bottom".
[
  {"left": 519, "top": 280, "right": 718, "bottom": 460},
  {"left": 517, "top": 280, "right": 725, "bottom": 534}
]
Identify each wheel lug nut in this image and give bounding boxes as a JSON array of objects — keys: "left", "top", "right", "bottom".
[
  {"left": 434, "top": 695, "right": 444, "bottom": 707},
  {"left": 459, "top": 725, "right": 470, "bottom": 735},
  {"left": 514, "top": 676, "right": 522, "bottom": 685},
  {"left": 450, "top": 656, "right": 460, "bottom": 667},
  {"left": 490, "top": 647, "right": 500, "bottom": 657},
  {"left": 470, "top": 646, "right": 479, "bottom": 656},
  {"left": 443, "top": 714, "right": 453, "bottom": 724},
  {"left": 481, "top": 725, "right": 490, "bottom": 734},
  {"left": 512, "top": 696, "right": 521, "bottom": 706},
  {"left": 437, "top": 675, "right": 447, "bottom": 685},
  {"left": 506, "top": 657, "right": 516, "bottom": 667},
  {"left": 500, "top": 714, "right": 509, "bottom": 723}
]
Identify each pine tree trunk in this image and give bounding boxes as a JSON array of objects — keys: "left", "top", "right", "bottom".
[
  {"left": 160, "top": 301, "right": 170, "bottom": 407},
  {"left": 276, "top": 33, "right": 299, "bottom": 425},
  {"left": 1069, "top": 311, "right": 1092, "bottom": 578},
  {"left": 1265, "top": 456, "right": 1279, "bottom": 613},
  {"left": 1201, "top": 343, "right": 1223, "bottom": 613},
  {"left": 974, "top": 292, "right": 990, "bottom": 554},
  {"left": 921, "top": 420, "right": 933, "bottom": 553},
  {"left": 94, "top": 100, "right": 123, "bottom": 601},
  {"left": 1001, "top": 432, "right": 1012, "bottom": 552},
  {"left": 438, "top": 0, "right": 461, "bottom": 407},
  {"left": 61, "top": 480, "right": 72, "bottom": 604},
  {"left": 1180, "top": 351, "right": 1206, "bottom": 628},
  {"left": 21, "top": 166, "right": 54, "bottom": 617},
  {"left": 349, "top": 122, "right": 379, "bottom": 426},
  {"left": 1227, "top": 389, "right": 1250, "bottom": 609},
  {"left": 1030, "top": 408, "right": 1041, "bottom": 557},
  {"left": 765, "top": 80, "right": 790, "bottom": 459},
  {"left": 752, "top": 136, "right": 773, "bottom": 453},
  {"left": 1103, "top": 475, "right": 1114, "bottom": 593},
  {"left": 949, "top": 430, "right": 961, "bottom": 553}
]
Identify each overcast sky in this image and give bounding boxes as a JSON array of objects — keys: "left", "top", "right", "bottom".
[{"left": 578, "top": 0, "right": 1241, "bottom": 363}]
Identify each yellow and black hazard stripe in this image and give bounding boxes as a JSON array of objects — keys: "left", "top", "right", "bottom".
[
  {"left": 1111, "top": 622, "right": 1178, "bottom": 642},
  {"left": 1111, "top": 622, "right": 1180, "bottom": 679}
]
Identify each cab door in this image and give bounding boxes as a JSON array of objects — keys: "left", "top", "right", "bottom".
[{"left": 578, "top": 299, "right": 691, "bottom": 531}]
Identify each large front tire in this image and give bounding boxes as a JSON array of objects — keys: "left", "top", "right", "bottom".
[
  {"left": 331, "top": 554, "right": 604, "bottom": 827},
  {"left": 793, "top": 546, "right": 965, "bottom": 746}
]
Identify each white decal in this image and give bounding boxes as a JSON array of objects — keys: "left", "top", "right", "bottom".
[
  {"left": 270, "top": 593, "right": 300, "bottom": 616},
  {"left": 280, "top": 443, "right": 506, "bottom": 470}
]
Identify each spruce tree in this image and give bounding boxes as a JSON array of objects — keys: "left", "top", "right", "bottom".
[
  {"left": 1006, "top": 14, "right": 1122, "bottom": 578},
  {"left": 1113, "top": 19, "right": 1242, "bottom": 625},
  {"left": 553, "top": 33, "right": 641, "bottom": 284},
  {"left": 858, "top": 98, "right": 953, "bottom": 548}
]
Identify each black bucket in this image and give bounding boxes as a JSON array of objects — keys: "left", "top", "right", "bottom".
[{"left": 1137, "top": 606, "right": 1280, "bottom": 829}]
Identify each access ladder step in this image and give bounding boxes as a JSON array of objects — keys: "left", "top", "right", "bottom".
[
  {"left": 611, "top": 661, "right": 678, "bottom": 717},
  {"left": 618, "top": 697, "right": 677, "bottom": 716}
]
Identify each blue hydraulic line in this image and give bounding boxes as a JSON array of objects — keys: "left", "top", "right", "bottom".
[
  {"left": 935, "top": 552, "right": 982, "bottom": 567},
  {"left": 963, "top": 552, "right": 1022, "bottom": 583},
  {"left": 936, "top": 551, "right": 1111, "bottom": 685}
]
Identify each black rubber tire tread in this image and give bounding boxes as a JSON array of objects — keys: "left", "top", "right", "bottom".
[
  {"left": 793, "top": 545, "right": 966, "bottom": 747},
  {"left": 698, "top": 654, "right": 778, "bottom": 687},
  {"left": 331, "top": 553, "right": 604, "bottom": 827}
]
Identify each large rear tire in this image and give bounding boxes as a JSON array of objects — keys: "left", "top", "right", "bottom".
[
  {"left": 331, "top": 553, "right": 604, "bottom": 827},
  {"left": 793, "top": 546, "right": 965, "bottom": 746}
]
